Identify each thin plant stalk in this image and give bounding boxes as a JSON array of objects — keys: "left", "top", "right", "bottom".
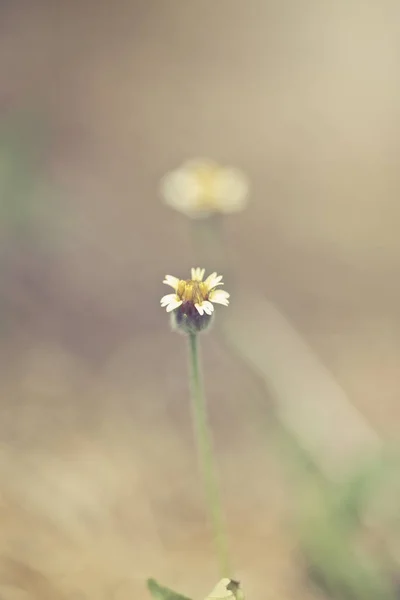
[
  {"left": 192, "top": 215, "right": 228, "bottom": 276},
  {"left": 187, "top": 331, "right": 231, "bottom": 578}
]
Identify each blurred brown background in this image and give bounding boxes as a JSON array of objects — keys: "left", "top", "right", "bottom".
[{"left": 0, "top": 1, "right": 399, "bottom": 598}]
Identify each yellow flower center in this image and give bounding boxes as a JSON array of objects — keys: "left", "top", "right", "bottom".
[
  {"left": 194, "top": 165, "right": 221, "bottom": 208},
  {"left": 176, "top": 280, "right": 209, "bottom": 305}
]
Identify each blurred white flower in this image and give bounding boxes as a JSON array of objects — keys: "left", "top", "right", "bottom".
[{"left": 160, "top": 159, "right": 249, "bottom": 218}]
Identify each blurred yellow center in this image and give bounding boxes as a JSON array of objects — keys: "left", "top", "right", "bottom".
[
  {"left": 177, "top": 280, "right": 208, "bottom": 304},
  {"left": 194, "top": 166, "right": 221, "bottom": 206}
]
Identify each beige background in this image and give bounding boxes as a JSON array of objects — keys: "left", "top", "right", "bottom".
[{"left": 0, "top": 1, "right": 399, "bottom": 598}]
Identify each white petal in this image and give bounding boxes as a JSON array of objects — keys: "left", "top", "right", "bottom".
[
  {"left": 160, "top": 169, "right": 202, "bottom": 211},
  {"left": 202, "top": 301, "right": 214, "bottom": 315},
  {"left": 165, "top": 298, "right": 183, "bottom": 312},
  {"left": 213, "top": 167, "right": 249, "bottom": 213},
  {"left": 209, "top": 289, "right": 230, "bottom": 306},
  {"left": 160, "top": 293, "right": 177, "bottom": 307},
  {"left": 195, "top": 303, "right": 204, "bottom": 315},
  {"left": 204, "top": 272, "right": 224, "bottom": 290},
  {"left": 163, "top": 275, "right": 180, "bottom": 290},
  {"left": 191, "top": 267, "right": 205, "bottom": 281}
]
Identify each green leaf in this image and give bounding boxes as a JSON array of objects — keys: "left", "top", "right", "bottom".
[
  {"left": 334, "top": 450, "right": 400, "bottom": 532},
  {"left": 147, "top": 578, "right": 193, "bottom": 600}
]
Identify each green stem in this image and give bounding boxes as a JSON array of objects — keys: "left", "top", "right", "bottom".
[
  {"left": 191, "top": 215, "right": 227, "bottom": 276},
  {"left": 187, "top": 332, "right": 231, "bottom": 578}
]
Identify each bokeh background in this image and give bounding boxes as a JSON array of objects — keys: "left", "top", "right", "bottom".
[{"left": 1, "top": 1, "right": 400, "bottom": 599}]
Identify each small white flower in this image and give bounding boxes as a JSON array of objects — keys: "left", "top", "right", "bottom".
[
  {"left": 161, "top": 268, "right": 230, "bottom": 333},
  {"left": 160, "top": 159, "right": 249, "bottom": 219},
  {"left": 161, "top": 267, "right": 230, "bottom": 316}
]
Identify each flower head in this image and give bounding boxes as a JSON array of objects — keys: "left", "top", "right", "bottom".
[
  {"left": 160, "top": 159, "right": 249, "bottom": 219},
  {"left": 161, "top": 267, "right": 230, "bottom": 334}
]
